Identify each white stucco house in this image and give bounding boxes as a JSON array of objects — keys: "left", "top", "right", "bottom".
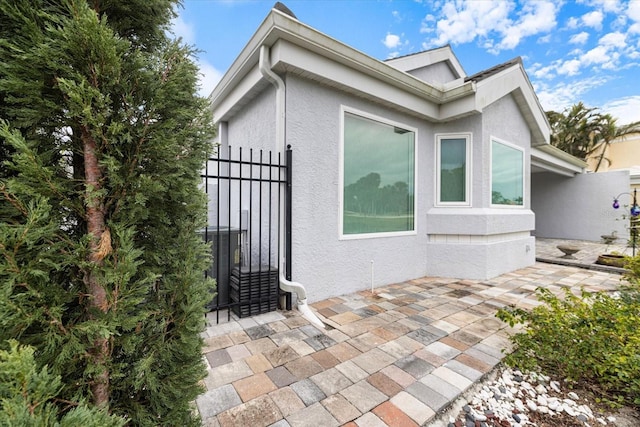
[{"left": 209, "top": 3, "right": 630, "bottom": 304}]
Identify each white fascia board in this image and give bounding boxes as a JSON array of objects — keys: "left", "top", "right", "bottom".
[
  {"left": 268, "top": 15, "right": 448, "bottom": 102},
  {"left": 531, "top": 145, "right": 586, "bottom": 176},
  {"left": 438, "top": 93, "right": 480, "bottom": 120},
  {"left": 271, "top": 40, "right": 440, "bottom": 119},
  {"left": 474, "top": 66, "right": 550, "bottom": 146},
  {"left": 211, "top": 67, "right": 263, "bottom": 122}
]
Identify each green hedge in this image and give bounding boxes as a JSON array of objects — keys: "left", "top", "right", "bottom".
[{"left": 497, "top": 270, "right": 640, "bottom": 408}]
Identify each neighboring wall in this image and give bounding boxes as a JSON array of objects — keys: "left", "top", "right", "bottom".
[
  {"left": 587, "top": 133, "right": 640, "bottom": 172},
  {"left": 531, "top": 170, "right": 629, "bottom": 241}
]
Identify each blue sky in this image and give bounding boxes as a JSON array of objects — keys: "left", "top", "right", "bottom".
[{"left": 172, "top": 0, "right": 640, "bottom": 124}]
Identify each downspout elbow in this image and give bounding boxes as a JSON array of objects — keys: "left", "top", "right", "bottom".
[{"left": 280, "top": 273, "right": 325, "bottom": 330}]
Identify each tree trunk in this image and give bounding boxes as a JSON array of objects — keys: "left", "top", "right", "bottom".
[{"left": 81, "top": 125, "right": 110, "bottom": 409}]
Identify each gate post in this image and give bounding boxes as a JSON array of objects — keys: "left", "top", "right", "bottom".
[{"left": 285, "top": 145, "right": 293, "bottom": 310}]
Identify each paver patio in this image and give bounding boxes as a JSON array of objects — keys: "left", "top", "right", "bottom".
[{"left": 196, "top": 239, "right": 626, "bottom": 426}]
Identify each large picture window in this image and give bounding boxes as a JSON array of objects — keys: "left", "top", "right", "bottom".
[
  {"left": 341, "top": 110, "right": 416, "bottom": 237},
  {"left": 436, "top": 133, "right": 471, "bottom": 205},
  {"left": 491, "top": 138, "right": 524, "bottom": 206}
]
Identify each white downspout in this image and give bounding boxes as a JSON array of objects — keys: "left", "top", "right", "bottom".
[{"left": 258, "top": 45, "right": 325, "bottom": 329}]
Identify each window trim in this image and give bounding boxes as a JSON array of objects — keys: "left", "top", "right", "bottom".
[
  {"left": 490, "top": 136, "right": 525, "bottom": 208},
  {"left": 435, "top": 132, "right": 472, "bottom": 207},
  {"left": 339, "top": 106, "right": 418, "bottom": 240}
]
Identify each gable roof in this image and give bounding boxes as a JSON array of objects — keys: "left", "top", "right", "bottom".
[
  {"left": 210, "top": 4, "right": 550, "bottom": 146},
  {"left": 385, "top": 45, "right": 466, "bottom": 80},
  {"left": 465, "top": 57, "right": 522, "bottom": 82}
]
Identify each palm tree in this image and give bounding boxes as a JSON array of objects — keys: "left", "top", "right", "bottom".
[
  {"left": 547, "top": 103, "right": 640, "bottom": 171},
  {"left": 547, "top": 102, "right": 599, "bottom": 159}
]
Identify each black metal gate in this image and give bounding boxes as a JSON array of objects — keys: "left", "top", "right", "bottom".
[{"left": 201, "top": 145, "right": 291, "bottom": 323}]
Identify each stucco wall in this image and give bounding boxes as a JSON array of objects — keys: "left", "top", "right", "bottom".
[
  {"left": 425, "top": 95, "right": 536, "bottom": 279},
  {"left": 214, "top": 87, "right": 279, "bottom": 265},
  {"left": 227, "top": 86, "right": 277, "bottom": 152},
  {"left": 284, "top": 74, "right": 433, "bottom": 302},
  {"left": 217, "top": 72, "right": 542, "bottom": 300},
  {"left": 532, "top": 170, "right": 630, "bottom": 241},
  {"left": 406, "top": 62, "right": 457, "bottom": 85},
  {"left": 283, "top": 76, "right": 537, "bottom": 298}
]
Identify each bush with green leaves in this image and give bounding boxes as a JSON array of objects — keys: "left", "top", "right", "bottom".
[
  {"left": 496, "top": 283, "right": 640, "bottom": 408},
  {"left": 0, "top": 340, "right": 125, "bottom": 426},
  {"left": 0, "top": 0, "right": 214, "bottom": 424}
]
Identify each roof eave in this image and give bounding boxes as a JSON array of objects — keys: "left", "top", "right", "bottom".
[{"left": 210, "top": 8, "right": 478, "bottom": 122}]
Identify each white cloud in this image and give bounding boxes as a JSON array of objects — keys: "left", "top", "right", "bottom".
[
  {"left": 538, "top": 34, "right": 551, "bottom": 44},
  {"left": 627, "top": 0, "right": 640, "bottom": 22},
  {"left": 531, "top": 64, "right": 556, "bottom": 79},
  {"left": 557, "top": 58, "right": 583, "bottom": 75},
  {"left": 583, "top": 45, "right": 611, "bottom": 65},
  {"left": 630, "top": 22, "right": 640, "bottom": 34},
  {"left": 383, "top": 33, "right": 401, "bottom": 49},
  {"left": 534, "top": 76, "right": 609, "bottom": 112},
  {"left": 566, "top": 16, "right": 579, "bottom": 29},
  {"left": 582, "top": 10, "right": 604, "bottom": 30},
  {"left": 495, "top": 1, "right": 557, "bottom": 51},
  {"left": 197, "top": 60, "right": 223, "bottom": 98},
  {"left": 170, "top": 15, "right": 196, "bottom": 45},
  {"left": 422, "top": 0, "right": 557, "bottom": 53},
  {"left": 599, "top": 31, "right": 626, "bottom": 48},
  {"left": 423, "top": 0, "right": 514, "bottom": 47},
  {"left": 603, "top": 96, "right": 640, "bottom": 124},
  {"left": 578, "top": 0, "right": 623, "bottom": 14},
  {"left": 420, "top": 14, "right": 436, "bottom": 34},
  {"left": 601, "top": 51, "right": 621, "bottom": 69},
  {"left": 569, "top": 31, "right": 589, "bottom": 45}
]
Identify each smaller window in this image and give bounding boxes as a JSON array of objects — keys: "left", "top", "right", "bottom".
[
  {"left": 491, "top": 138, "right": 524, "bottom": 206},
  {"left": 436, "top": 133, "right": 471, "bottom": 206}
]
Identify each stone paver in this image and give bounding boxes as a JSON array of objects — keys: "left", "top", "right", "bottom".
[
  {"left": 310, "top": 367, "right": 353, "bottom": 396},
  {"left": 366, "top": 372, "right": 403, "bottom": 397},
  {"left": 285, "top": 355, "right": 324, "bottom": 380},
  {"left": 419, "top": 373, "right": 462, "bottom": 400},
  {"left": 335, "top": 360, "right": 369, "bottom": 383},
  {"left": 351, "top": 348, "right": 396, "bottom": 374},
  {"left": 290, "top": 378, "right": 326, "bottom": 406},
  {"left": 196, "top": 242, "right": 626, "bottom": 427},
  {"left": 269, "top": 387, "right": 305, "bottom": 417},
  {"left": 204, "top": 360, "right": 253, "bottom": 390},
  {"left": 196, "top": 384, "right": 241, "bottom": 419},
  {"left": 266, "top": 366, "right": 297, "bottom": 388},
  {"left": 340, "top": 380, "right": 388, "bottom": 413},
  {"left": 406, "top": 380, "right": 450, "bottom": 411},
  {"left": 232, "top": 372, "right": 277, "bottom": 402},
  {"left": 321, "top": 394, "right": 361, "bottom": 424},
  {"left": 390, "top": 391, "right": 436, "bottom": 425},
  {"left": 286, "top": 402, "right": 339, "bottom": 427},
  {"left": 372, "top": 401, "right": 419, "bottom": 427},
  {"left": 216, "top": 395, "right": 281, "bottom": 427},
  {"left": 354, "top": 412, "right": 387, "bottom": 427}
]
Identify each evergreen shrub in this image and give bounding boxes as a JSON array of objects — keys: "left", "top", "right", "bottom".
[{"left": 497, "top": 278, "right": 640, "bottom": 408}]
